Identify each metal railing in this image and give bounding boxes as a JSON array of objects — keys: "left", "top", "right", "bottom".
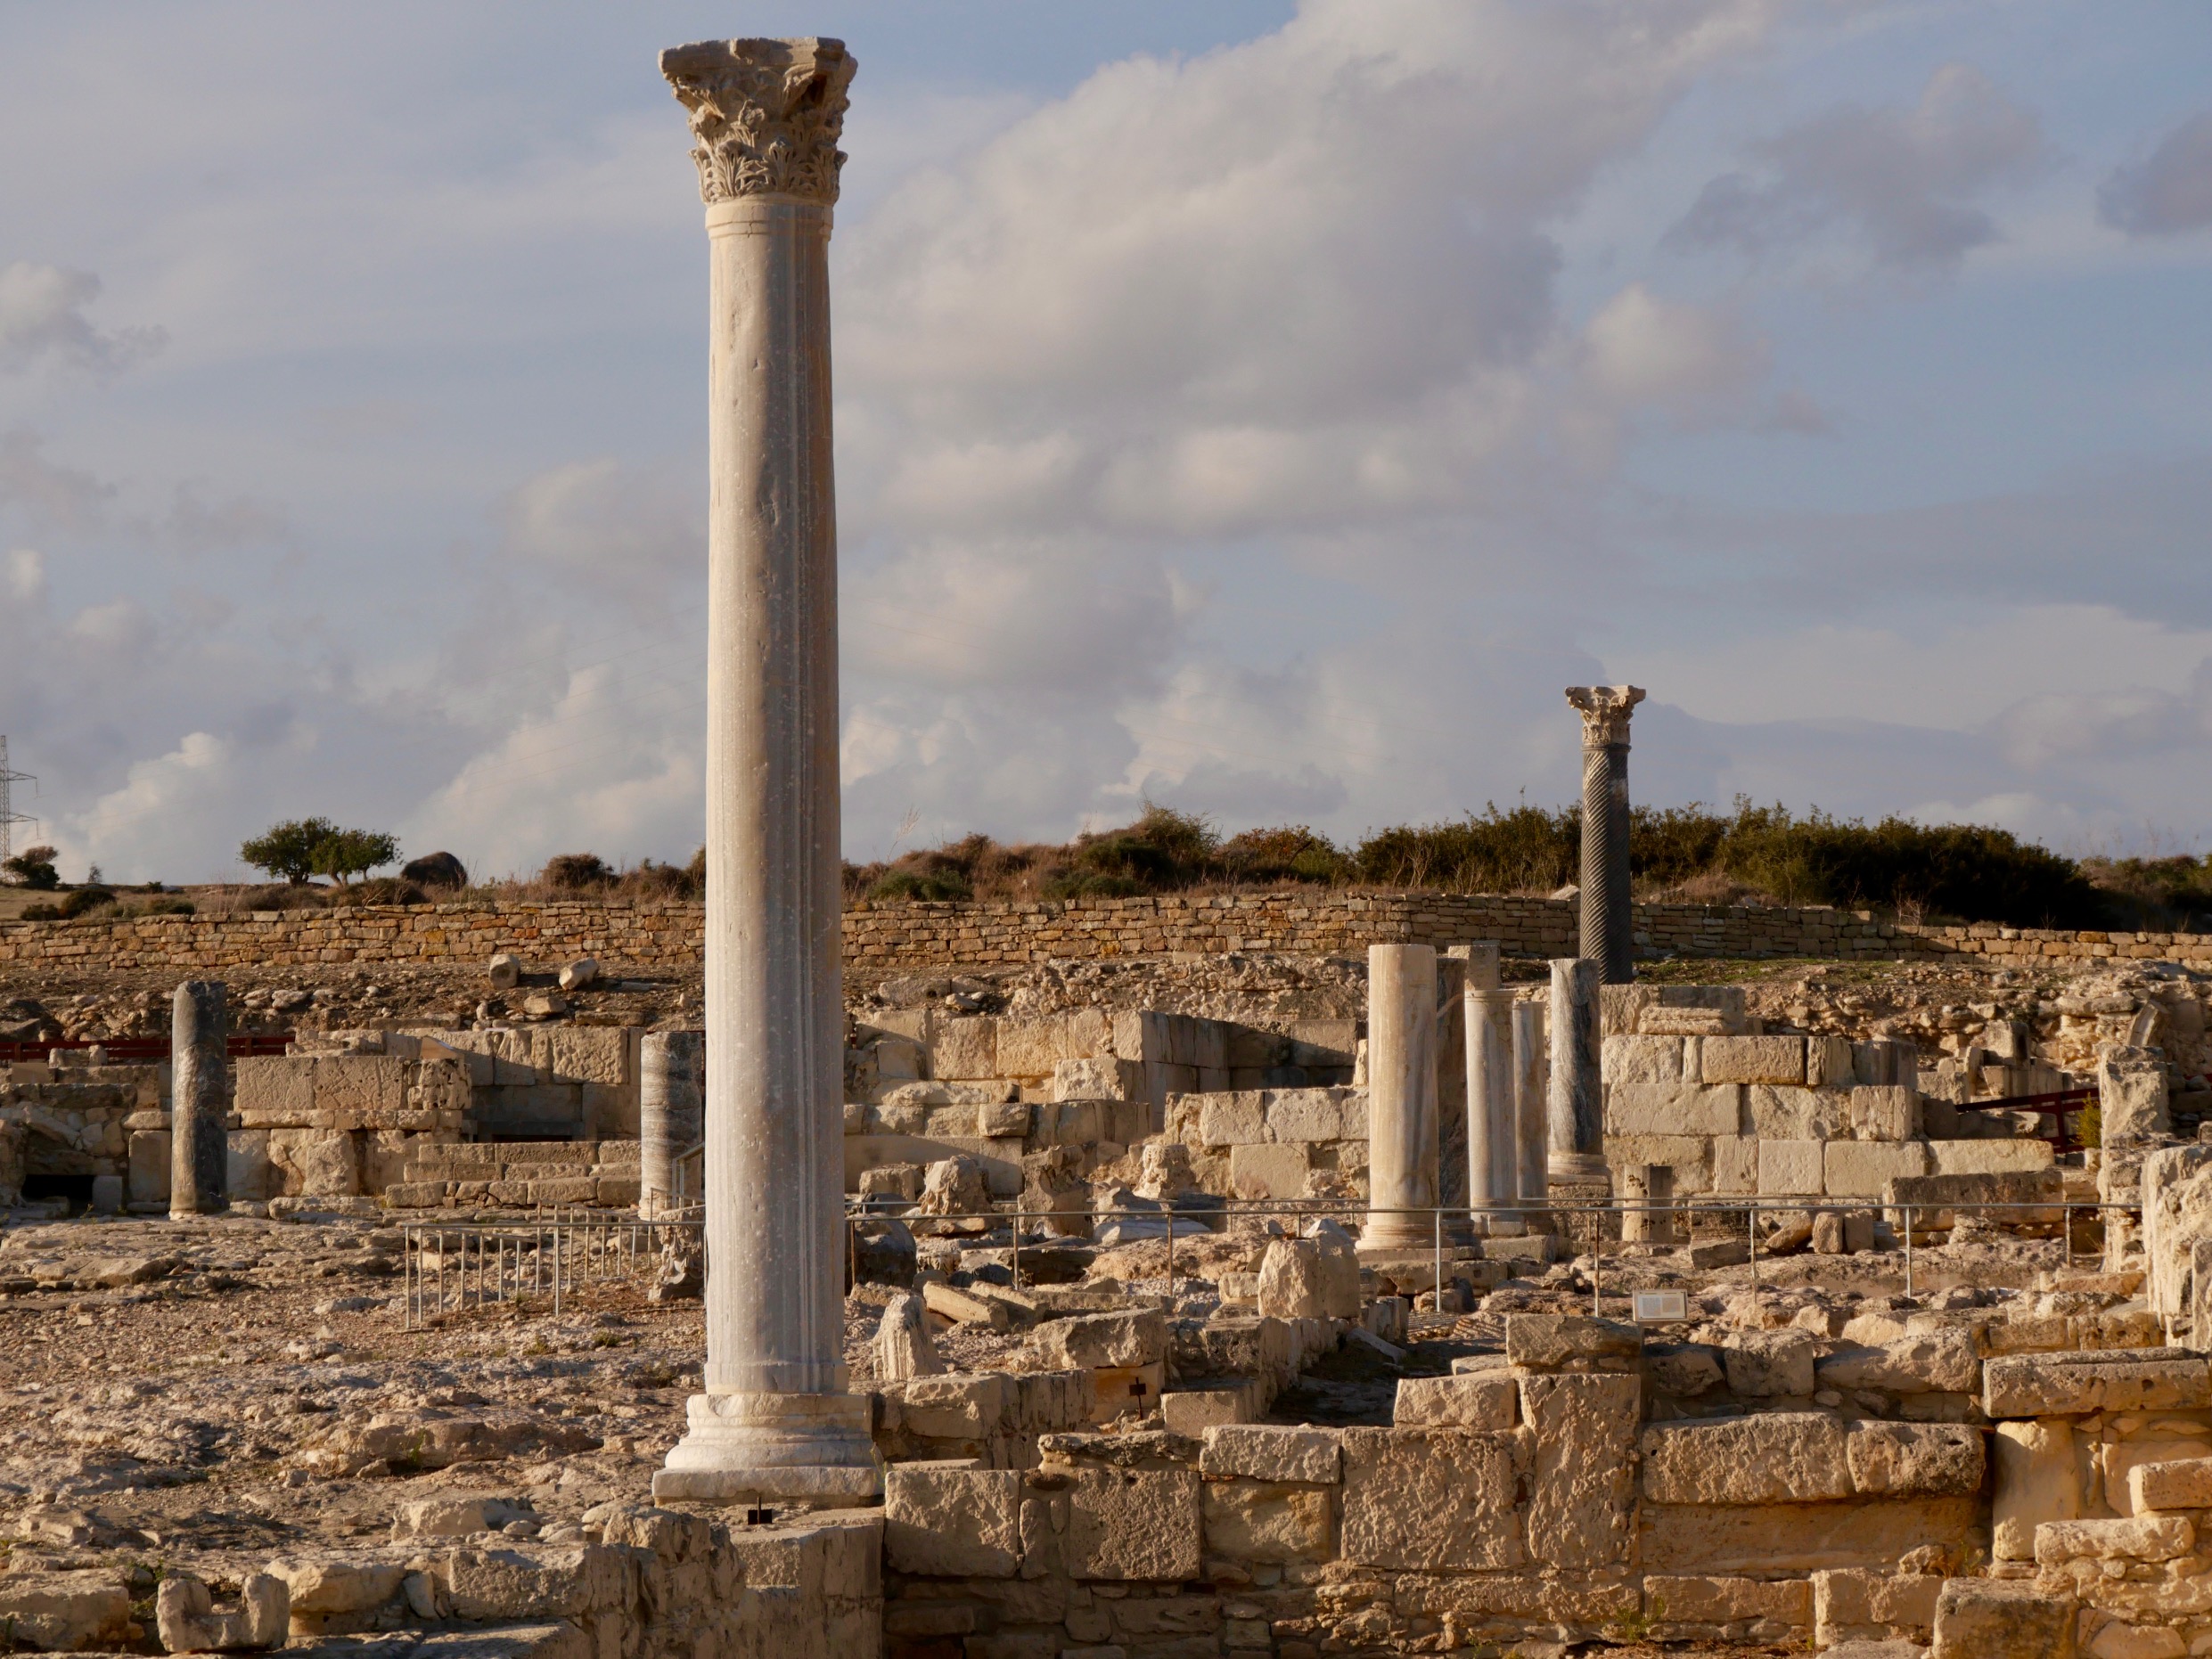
[
  {"left": 854, "top": 1194, "right": 2126, "bottom": 1308},
  {"left": 398, "top": 1214, "right": 702, "bottom": 1330}
]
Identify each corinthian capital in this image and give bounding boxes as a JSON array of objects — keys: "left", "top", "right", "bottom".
[
  {"left": 660, "top": 37, "right": 856, "bottom": 207},
  {"left": 1565, "top": 685, "right": 1646, "bottom": 748}
]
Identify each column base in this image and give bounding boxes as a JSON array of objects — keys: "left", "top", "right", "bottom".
[
  {"left": 1357, "top": 1217, "right": 1438, "bottom": 1253},
  {"left": 1547, "top": 1152, "right": 1610, "bottom": 1183},
  {"left": 651, "top": 1389, "right": 881, "bottom": 1508}
]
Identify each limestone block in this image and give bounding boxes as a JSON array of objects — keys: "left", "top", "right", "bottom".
[
  {"left": 1503, "top": 1313, "right": 1641, "bottom": 1371},
  {"left": 1521, "top": 1372, "right": 1639, "bottom": 1567},
  {"left": 1338, "top": 1427, "right": 1523, "bottom": 1570},
  {"left": 1028, "top": 1309, "right": 1165, "bottom": 1370},
  {"left": 1807, "top": 1034, "right": 1856, "bottom": 1089},
  {"left": 1758, "top": 1140, "right": 1824, "bottom": 1196},
  {"left": 128, "top": 1128, "right": 171, "bottom": 1206},
  {"left": 439, "top": 1546, "right": 627, "bottom": 1620},
  {"left": 1200, "top": 1480, "right": 1333, "bottom": 1564},
  {"left": 1929, "top": 1577, "right": 2077, "bottom": 1659},
  {"left": 1159, "top": 1386, "right": 1249, "bottom": 1434},
  {"left": 931, "top": 1018, "right": 998, "bottom": 1081},
  {"left": 1642, "top": 1497, "right": 1979, "bottom": 1575},
  {"left": 0, "top": 1571, "right": 133, "bottom": 1651},
  {"left": 1749, "top": 1084, "right": 1846, "bottom": 1140},
  {"left": 1063, "top": 1467, "right": 1200, "bottom": 1581},
  {"left": 2100, "top": 1046, "right": 2170, "bottom": 1145},
  {"left": 1984, "top": 1353, "right": 2212, "bottom": 1418},
  {"left": 1824, "top": 1139, "right": 1929, "bottom": 1197},
  {"left": 2102, "top": 1433, "right": 2212, "bottom": 1516},
  {"left": 1642, "top": 1414, "right": 1853, "bottom": 1505},
  {"left": 225, "top": 1129, "right": 272, "bottom": 1203},
  {"left": 156, "top": 1570, "right": 289, "bottom": 1653},
  {"left": 1392, "top": 1374, "right": 1516, "bottom": 1429},
  {"left": 1264, "top": 1088, "right": 1343, "bottom": 1142},
  {"left": 1644, "top": 1340, "right": 1725, "bottom": 1397},
  {"left": 996, "top": 1018, "right": 1070, "bottom": 1078},
  {"left": 544, "top": 1027, "right": 628, "bottom": 1085},
  {"left": 1645, "top": 1573, "right": 1812, "bottom": 1637},
  {"left": 1703, "top": 1035, "right": 1808, "bottom": 1085},
  {"left": 1725, "top": 1336, "right": 1814, "bottom": 1398},
  {"left": 1713, "top": 1134, "right": 1757, "bottom": 1194},
  {"left": 884, "top": 1465, "right": 1021, "bottom": 1577},
  {"left": 1112, "top": 1009, "right": 1170, "bottom": 1063},
  {"left": 1052, "top": 1058, "right": 1125, "bottom": 1102},
  {"left": 1847, "top": 1422, "right": 1983, "bottom": 1496},
  {"left": 314, "top": 1056, "right": 407, "bottom": 1121},
  {"left": 2034, "top": 1515, "right": 2192, "bottom": 1563},
  {"left": 1602, "top": 1034, "right": 1684, "bottom": 1090},
  {"left": 1928, "top": 1138, "right": 2055, "bottom": 1176},
  {"left": 1815, "top": 1333, "right": 1981, "bottom": 1396},
  {"left": 1812, "top": 1568, "right": 1942, "bottom": 1647},
  {"left": 267, "top": 1559, "right": 409, "bottom": 1615},
  {"left": 1197, "top": 1092, "right": 1264, "bottom": 1147},
  {"left": 2129, "top": 1456, "right": 2212, "bottom": 1512},
  {"left": 1228, "top": 1141, "right": 1309, "bottom": 1200},
  {"left": 897, "top": 1374, "right": 1010, "bottom": 1441},
  {"left": 234, "top": 1057, "right": 315, "bottom": 1124},
  {"left": 2085, "top": 1624, "right": 2184, "bottom": 1659},
  {"left": 1604, "top": 1083, "right": 1738, "bottom": 1137},
  {"left": 1256, "top": 1239, "right": 1326, "bottom": 1320},
  {"left": 1848, "top": 1085, "right": 1920, "bottom": 1141},
  {"left": 1193, "top": 1426, "right": 1341, "bottom": 1493},
  {"left": 1602, "top": 1132, "right": 1713, "bottom": 1195}
]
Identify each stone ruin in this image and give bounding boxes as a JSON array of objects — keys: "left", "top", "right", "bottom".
[{"left": 13, "top": 31, "right": 2212, "bottom": 1659}]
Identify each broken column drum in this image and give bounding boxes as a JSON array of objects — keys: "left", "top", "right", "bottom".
[
  {"left": 1564, "top": 685, "right": 1645, "bottom": 985},
  {"left": 1462, "top": 944, "right": 1520, "bottom": 1233},
  {"left": 639, "top": 1030, "right": 706, "bottom": 1218},
  {"left": 1361, "top": 943, "right": 1439, "bottom": 1252},
  {"left": 653, "top": 36, "right": 879, "bottom": 1506},
  {"left": 1547, "top": 957, "right": 1606, "bottom": 1182},
  {"left": 168, "top": 981, "right": 226, "bottom": 1218},
  {"left": 1512, "top": 1000, "right": 1548, "bottom": 1210}
]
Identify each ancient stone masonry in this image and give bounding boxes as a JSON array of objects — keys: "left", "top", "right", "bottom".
[{"left": 11, "top": 890, "right": 2212, "bottom": 974}]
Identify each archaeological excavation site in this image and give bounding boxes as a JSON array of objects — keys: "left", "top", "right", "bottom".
[{"left": 5, "top": 27, "right": 2212, "bottom": 1659}]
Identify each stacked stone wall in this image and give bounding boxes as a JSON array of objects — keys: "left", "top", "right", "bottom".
[{"left": 4, "top": 893, "right": 2210, "bottom": 976}]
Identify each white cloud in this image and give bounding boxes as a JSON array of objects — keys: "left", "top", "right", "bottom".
[
  {"left": 1667, "top": 63, "right": 2044, "bottom": 273},
  {"left": 2100, "top": 111, "right": 2212, "bottom": 237},
  {"left": 4, "top": 547, "right": 42, "bottom": 605},
  {"left": 0, "top": 262, "right": 164, "bottom": 374}
]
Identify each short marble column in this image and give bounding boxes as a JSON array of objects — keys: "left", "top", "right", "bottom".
[
  {"left": 1512, "top": 1000, "right": 1549, "bottom": 1212},
  {"left": 1361, "top": 943, "right": 1438, "bottom": 1253},
  {"left": 168, "top": 982, "right": 227, "bottom": 1219},
  {"left": 1547, "top": 958, "right": 1606, "bottom": 1182},
  {"left": 1462, "top": 944, "right": 1520, "bottom": 1236},
  {"left": 1620, "top": 1164, "right": 1675, "bottom": 1245},
  {"left": 1565, "top": 685, "right": 1644, "bottom": 985},
  {"left": 639, "top": 1031, "right": 705, "bottom": 1218},
  {"left": 653, "top": 37, "right": 878, "bottom": 1508}
]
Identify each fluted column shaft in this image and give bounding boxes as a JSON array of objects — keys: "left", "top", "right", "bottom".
[
  {"left": 1512, "top": 1000, "right": 1549, "bottom": 1208},
  {"left": 655, "top": 35, "right": 876, "bottom": 1507},
  {"left": 1466, "top": 985, "right": 1519, "bottom": 1230},
  {"left": 639, "top": 1030, "right": 705, "bottom": 1218}
]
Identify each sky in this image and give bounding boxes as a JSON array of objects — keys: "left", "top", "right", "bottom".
[{"left": 2, "top": 0, "right": 2210, "bottom": 884}]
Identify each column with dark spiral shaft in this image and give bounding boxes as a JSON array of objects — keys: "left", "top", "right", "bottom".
[{"left": 1565, "top": 686, "right": 1645, "bottom": 985}]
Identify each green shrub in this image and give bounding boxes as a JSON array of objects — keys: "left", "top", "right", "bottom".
[
  {"left": 869, "top": 868, "right": 971, "bottom": 903},
  {"left": 2, "top": 846, "right": 60, "bottom": 890},
  {"left": 242, "top": 819, "right": 399, "bottom": 886}
]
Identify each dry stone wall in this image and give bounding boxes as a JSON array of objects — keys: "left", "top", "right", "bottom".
[{"left": 4, "top": 892, "right": 2210, "bottom": 975}]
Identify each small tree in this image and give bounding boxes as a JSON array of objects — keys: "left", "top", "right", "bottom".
[
  {"left": 311, "top": 828, "right": 401, "bottom": 886},
  {"left": 2, "top": 845, "right": 60, "bottom": 890},
  {"left": 241, "top": 818, "right": 397, "bottom": 886},
  {"left": 241, "top": 818, "right": 339, "bottom": 885}
]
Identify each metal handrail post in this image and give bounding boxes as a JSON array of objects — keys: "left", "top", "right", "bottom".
[{"left": 1433, "top": 1208, "right": 1443, "bottom": 1310}]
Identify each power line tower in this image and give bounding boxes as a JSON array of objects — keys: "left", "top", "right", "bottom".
[{"left": 0, "top": 737, "right": 38, "bottom": 866}]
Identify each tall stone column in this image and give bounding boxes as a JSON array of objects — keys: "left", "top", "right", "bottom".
[
  {"left": 1461, "top": 944, "right": 1518, "bottom": 1234},
  {"left": 1547, "top": 958, "right": 1606, "bottom": 1182},
  {"left": 639, "top": 1031, "right": 706, "bottom": 1218},
  {"left": 1512, "top": 1000, "right": 1548, "bottom": 1210},
  {"left": 653, "top": 37, "right": 878, "bottom": 1508},
  {"left": 168, "top": 982, "right": 226, "bottom": 1219},
  {"left": 1361, "top": 944, "right": 1438, "bottom": 1253},
  {"left": 1564, "top": 685, "right": 1645, "bottom": 985}
]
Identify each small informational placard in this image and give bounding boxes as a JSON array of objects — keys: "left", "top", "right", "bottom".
[{"left": 1633, "top": 1289, "right": 1689, "bottom": 1324}]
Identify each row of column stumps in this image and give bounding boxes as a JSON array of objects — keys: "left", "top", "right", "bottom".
[
  {"left": 1360, "top": 943, "right": 1614, "bottom": 1256},
  {"left": 638, "top": 1031, "right": 705, "bottom": 1218},
  {"left": 651, "top": 34, "right": 881, "bottom": 1507}
]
